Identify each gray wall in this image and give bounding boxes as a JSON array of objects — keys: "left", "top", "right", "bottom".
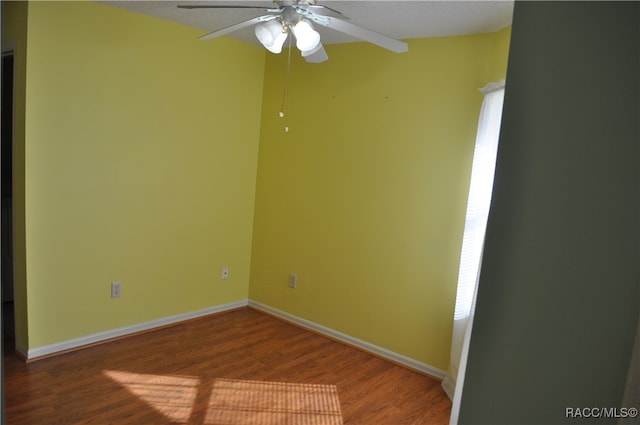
[{"left": 458, "top": 2, "right": 639, "bottom": 424}]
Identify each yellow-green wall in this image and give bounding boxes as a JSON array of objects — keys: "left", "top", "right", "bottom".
[
  {"left": 13, "top": 1, "right": 265, "bottom": 350},
  {"left": 249, "top": 29, "right": 510, "bottom": 370}
]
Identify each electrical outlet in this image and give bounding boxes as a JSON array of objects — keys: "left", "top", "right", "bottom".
[
  {"left": 111, "top": 281, "right": 122, "bottom": 298},
  {"left": 221, "top": 266, "right": 229, "bottom": 280},
  {"left": 288, "top": 273, "right": 297, "bottom": 289}
]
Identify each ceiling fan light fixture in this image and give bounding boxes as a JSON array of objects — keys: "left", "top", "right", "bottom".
[
  {"left": 269, "top": 31, "right": 288, "bottom": 54},
  {"left": 293, "top": 20, "right": 321, "bottom": 53},
  {"left": 255, "top": 20, "right": 288, "bottom": 54}
]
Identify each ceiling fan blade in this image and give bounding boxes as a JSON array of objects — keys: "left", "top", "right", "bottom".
[
  {"left": 302, "top": 5, "right": 348, "bottom": 19},
  {"left": 310, "top": 16, "right": 408, "bottom": 54},
  {"left": 302, "top": 43, "right": 329, "bottom": 63},
  {"left": 198, "top": 15, "right": 276, "bottom": 40},
  {"left": 178, "top": 5, "right": 280, "bottom": 11}
]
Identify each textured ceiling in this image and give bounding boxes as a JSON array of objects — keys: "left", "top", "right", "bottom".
[{"left": 101, "top": 1, "right": 514, "bottom": 46}]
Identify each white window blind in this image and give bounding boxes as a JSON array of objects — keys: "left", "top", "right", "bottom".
[
  {"left": 443, "top": 81, "right": 505, "bottom": 409},
  {"left": 453, "top": 81, "right": 505, "bottom": 321}
]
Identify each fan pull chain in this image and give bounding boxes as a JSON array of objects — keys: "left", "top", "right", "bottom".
[{"left": 279, "top": 34, "right": 293, "bottom": 133}]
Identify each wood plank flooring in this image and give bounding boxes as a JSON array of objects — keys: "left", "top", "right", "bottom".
[{"left": 3, "top": 308, "right": 451, "bottom": 424}]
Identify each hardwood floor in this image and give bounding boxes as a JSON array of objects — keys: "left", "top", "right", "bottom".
[{"left": 4, "top": 308, "right": 451, "bottom": 424}]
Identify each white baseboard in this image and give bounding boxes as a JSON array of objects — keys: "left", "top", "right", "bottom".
[
  {"left": 27, "top": 299, "right": 248, "bottom": 361},
  {"left": 26, "top": 298, "right": 447, "bottom": 380},
  {"left": 248, "top": 300, "right": 446, "bottom": 380}
]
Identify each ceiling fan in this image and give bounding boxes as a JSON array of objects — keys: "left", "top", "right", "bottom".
[{"left": 177, "top": 0, "right": 409, "bottom": 63}]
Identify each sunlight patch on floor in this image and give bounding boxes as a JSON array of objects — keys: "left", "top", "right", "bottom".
[
  {"left": 206, "top": 378, "right": 343, "bottom": 425},
  {"left": 103, "top": 370, "right": 199, "bottom": 423},
  {"left": 104, "top": 371, "right": 343, "bottom": 425}
]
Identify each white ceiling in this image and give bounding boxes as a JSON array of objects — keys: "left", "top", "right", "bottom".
[{"left": 101, "top": 1, "right": 514, "bottom": 47}]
